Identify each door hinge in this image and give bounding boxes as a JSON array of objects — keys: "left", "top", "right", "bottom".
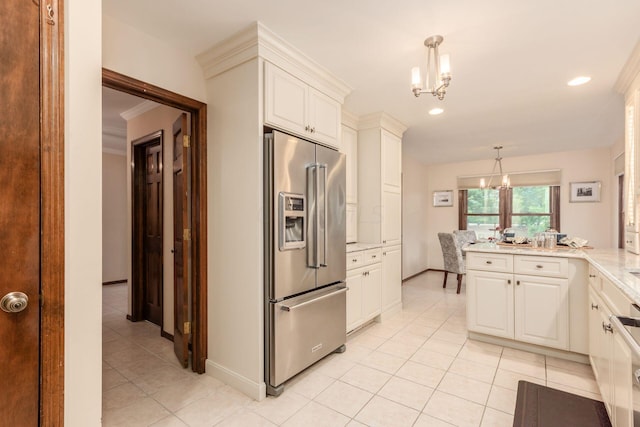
[
  {"left": 184, "top": 321, "right": 191, "bottom": 334},
  {"left": 183, "top": 228, "right": 191, "bottom": 241},
  {"left": 183, "top": 135, "right": 190, "bottom": 148}
]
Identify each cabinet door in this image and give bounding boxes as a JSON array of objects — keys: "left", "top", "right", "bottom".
[
  {"left": 466, "top": 270, "right": 514, "bottom": 339},
  {"left": 381, "top": 246, "right": 402, "bottom": 312},
  {"left": 514, "top": 274, "right": 569, "bottom": 349},
  {"left": 308, "top": 87, "right": 341, "bottom": 148},
  {"left": 264, "top": 63, "right": 307, "bottom": 136},
  {"left": 346, "top": 270, "right": 363, "bottom": 332},
  {"left": 381, "top": 130, "right": 401, "bottom": 192},
  {"left": 346, "top": 204, "right": 357, "bottom": 243},
  {"left": 612, "top": 328, "right": 633, "bottom": 427},
  {"left": 382, "top": 191, "right": 401, "bottom": 246},
  {"left": 342, "top": 126, "right": 358, "bottom": 204},
  {"left": 362, "top": 265, "right": 382, "bottom": 320},
  {"left": 589, "top": 289, "right": 613, "bottom": 409}
]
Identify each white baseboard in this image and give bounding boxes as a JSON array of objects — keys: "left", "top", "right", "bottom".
[
  {"left": 468, "top": 332, "right": 590, "bottom": 364},
  {"left": 379, "top": 301, "right": 403, "bottom": 321},
  {"left": 205, "top": 359, "right": 267, "bottom": 401}
]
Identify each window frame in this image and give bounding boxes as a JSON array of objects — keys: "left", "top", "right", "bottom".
[{"left": 459, "top": 186, "right": 560, "bottom": 234}]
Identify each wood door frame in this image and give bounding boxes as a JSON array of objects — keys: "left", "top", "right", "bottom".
[
  {"left": 102, "top": 68, "right": 208, "bottom": 373},
  {"left": 131, "top": 131, "right": 164, "bottom": 325},
  {"left": 41, "top": 0, "right": 65, "bottom": 424}
]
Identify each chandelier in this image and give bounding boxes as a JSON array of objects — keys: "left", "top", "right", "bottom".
[
  {"left": 411, "top": 35, "right": 452, "bottom": 100},
  {"left": 480, "top": 146, "right": 511, "bottom": 189}
]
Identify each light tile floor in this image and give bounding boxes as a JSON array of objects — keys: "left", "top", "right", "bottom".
[{"left": 102, "top": 271, "right": 602, "bottom": 426}]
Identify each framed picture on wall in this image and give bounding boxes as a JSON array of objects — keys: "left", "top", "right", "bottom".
[
  {"left": 433, "top": 190, "right": 454, "bottom": 207},
  {"left": 569, "top": 181, "right": 601, "bottom": 202}
]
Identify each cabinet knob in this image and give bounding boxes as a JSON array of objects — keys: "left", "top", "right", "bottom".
[
  {"left": 310, "top": 127, "right": 316, "bottom": 133},
  {"left": 383, "top": 240, "right": 387, "bottom": 244},
  {"left": 602, "top": 322, "right": 613, "bottom": 333},
  {"left": 588, "top": 274, "right": 596, "bottom": 278},
  {"left": 352, "top": 259, "right": 357, "bottom": 263},
  {"left": 486, "top": 260, "right": 493, "bottom": 265},
  {"left": 535, "top": 265, "right": 543, "bottom": 269},
  {"left": 591, "top": 303, "right": 599, "bottom": 310},
  {"left": 372, "top": 255, "right": 376, "bottom": 259},
  {"left": 516, "top": 280, "right": 520, "bottom": 286},
  {"left": 507, "top": 279, "right": 511, "bottom": 285}
]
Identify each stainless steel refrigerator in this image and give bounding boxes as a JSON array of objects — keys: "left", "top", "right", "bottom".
[{"left": 264, "top": 130, "right": 347, "bottom": 396}]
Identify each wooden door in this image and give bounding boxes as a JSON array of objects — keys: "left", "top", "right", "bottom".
[
  {"left": 144, "top": 143, "right": 163, "bottom": 325},
  {"left": 173, "top": 113, "right": 190, "bottom": 368},
  {"left": 1, "top": 0, "right": 40, "bottom": 424},
  {"left": 132, "top": 133, "right": 163, "bottom": 325}
]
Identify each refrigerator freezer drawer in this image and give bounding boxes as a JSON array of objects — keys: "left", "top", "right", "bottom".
[{"left": 269, "top": 284, "right": 347, "bottom": 388}]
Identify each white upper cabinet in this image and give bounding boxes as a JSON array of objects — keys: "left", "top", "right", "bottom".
[
  {"left": 265, "top": 62, "right": 341, "bottom": 148},
  {"left": 342, "top": 125, "right": 358, "bottom": 204},
  {"left": 381, "top": 130, "right": 402, "bottom": 193},
  {"left": 357, "top": 113, "right": 406, "bottom": 247}
]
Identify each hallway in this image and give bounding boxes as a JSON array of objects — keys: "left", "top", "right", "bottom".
[{"left": 102, "top": 272, "right": 601, "bottom": 426}]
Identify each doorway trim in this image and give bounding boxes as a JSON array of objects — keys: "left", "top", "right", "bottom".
[
  {"left": 41, "top": 0, "right": 65, "bottom": 424},
  {"left": 102, "top": 68, "right": 208, "bottom": 373}
]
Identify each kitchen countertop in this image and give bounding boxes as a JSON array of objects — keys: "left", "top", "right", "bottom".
[
  {"left": 346, "top": 242, "right": 383, "bottom": 253},
  {"left": 465, "top": 242, "right": 640, "bottom": 306}
]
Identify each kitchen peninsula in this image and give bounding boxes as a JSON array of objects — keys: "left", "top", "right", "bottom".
[{"left": 465, "top": 242, "right": 640, "bottom": 427}]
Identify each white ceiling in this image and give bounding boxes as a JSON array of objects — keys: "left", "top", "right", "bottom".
[{"left": 102, "top": 0, "right": 640, "bottom": 164}]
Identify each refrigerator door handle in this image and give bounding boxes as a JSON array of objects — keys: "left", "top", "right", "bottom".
[
  {"left": 307, "top": 164, "right": 319, "bottom": 269},
  {"left": 279, "top": 285, "right": 347, "bottom": 312},
  {"left": 319, "top": 163, "right": 328, "bottom": 268}
]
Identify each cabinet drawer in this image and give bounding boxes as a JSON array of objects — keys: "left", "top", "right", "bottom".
[
  {"left": 601, "top": 276, "right": 632, "bottom": 315},
  {"left": 514, "top": 255, "right": 568, "bottom": 278},
  {"left": 466, "top": 252, "right": 513, "bottom": 273},
  {"left": 364, "top": 248, "right": 382, "bottom": 265},
  {"left": 346, "top": 252, "right": 364, "bottom": 270}
]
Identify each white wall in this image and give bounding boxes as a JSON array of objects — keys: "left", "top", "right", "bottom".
[
  {"left": 126, "top": 105, "right": 182, "bottom": 334},
  {"left": 102, "top": 152, "right": 128, "bottom": 283},
  {"left": 66, "top": 0, "right": 103, "bottom": 424},
  {"left": 205, "top": 58, "right": 265, "bottom": 399},
  {"left": 102, "top": 15, "right": 206, "bottom": 103},
  {"left": 423, "top": 147, "right": 614, "bottom": 270},
  {"left": 402, "top": 156, "right": 430, "bottom": 279}
]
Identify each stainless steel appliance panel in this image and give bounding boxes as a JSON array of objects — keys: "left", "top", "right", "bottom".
[
  {"left": 315, "top": 145, "right": 346, "bottom": 287},
  {"left": 269, "top": 284, "right": 347, "bottom": 387},
  {"left": 270, "top": 131, "right": 317, "bottom": 300}
]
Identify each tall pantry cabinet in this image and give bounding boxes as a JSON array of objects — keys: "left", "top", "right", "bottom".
[{"left": 357, "top": 113, "right": 406, "bottom": 316}]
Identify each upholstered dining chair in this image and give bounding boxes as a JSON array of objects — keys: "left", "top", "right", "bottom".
[
  {"left": 437, "top": 232, "right": 468, "bottom": 294},
  {"left": 453, "top": 229, "right": 477, "bottom": 247}
]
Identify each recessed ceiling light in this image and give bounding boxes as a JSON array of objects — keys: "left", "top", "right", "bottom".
[
  {"left": 429, "top": 108, "right": 444, "bottom": 115},
  {"left": 567, "top": 76, "right": 591, "bottom": 86}
]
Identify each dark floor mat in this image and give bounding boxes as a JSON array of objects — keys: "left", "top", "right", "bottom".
[{"left": 513, "top": 380, "right": 611, "bottom": 427}]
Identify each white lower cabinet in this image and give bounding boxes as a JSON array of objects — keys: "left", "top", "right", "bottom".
[
  {"left": 466, "top": 253, "right": 569, "bottom": 350},
  {"left": 346, "top": 247, "right": 382, "bottom": 332},
  {"left": 466, "top": 270, "right": 514, "bottom": 339},
  {"left": 514, "top": 274, "right": 568, "bottom": 349},
  {"left": 588, "top": 274, "right": 633, "bottom": 427},
  {"left": 381, "top": 245, "right": 402, "bottom": 313}
]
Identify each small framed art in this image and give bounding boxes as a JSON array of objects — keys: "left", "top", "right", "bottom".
[
  {"left": 569, "top": 181, "right": 601, "bottom": 202},
  {"left": 433, "top": 190, "right": 454, "bottom": 207}
]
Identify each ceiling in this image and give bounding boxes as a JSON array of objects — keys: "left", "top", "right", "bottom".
[{"left": 102, "top": 0, "right": 640, "bottom": 164}]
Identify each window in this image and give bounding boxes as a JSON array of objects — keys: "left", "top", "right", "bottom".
[{"left": 459, "top": 186, "right": 560, "bottom": 238}]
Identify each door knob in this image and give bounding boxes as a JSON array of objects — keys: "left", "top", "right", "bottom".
[{"left": 1, "top": 292, "right": 28, "bottom": 313}]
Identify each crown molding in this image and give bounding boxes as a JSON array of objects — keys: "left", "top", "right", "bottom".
[
  {"left": 120, "top": 100, "right": 158, "bottom": 121},
  {"left": 357, "top": 112, "right": 407, "bottom": 137},
  {"left": 615, "top": 38, "right": 640, "bottom": 95},
  {"left": 341, "top": 109, "right": 359, "bottom": 130},
  {"left": 102, "top": 125, "right": 126, "bottom": 139},
  {"left": 196, "top": 21, "right": 351, "bottom": 103}
]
